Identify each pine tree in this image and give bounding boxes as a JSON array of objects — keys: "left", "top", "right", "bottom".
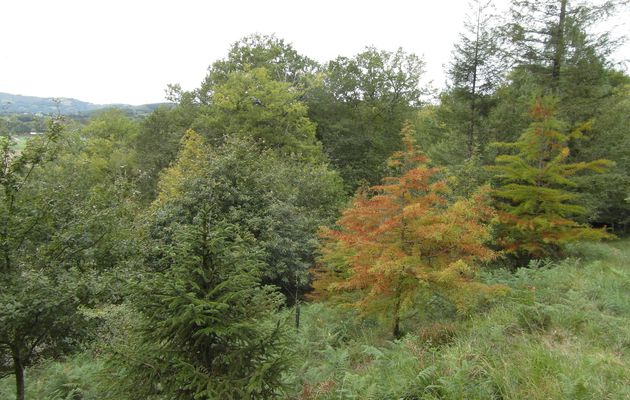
[
  {"left": 488, "top": 97, "right": 613, "bottom": 259},
  {"left": 312, "top": 123, "right": 504, "bottom": 338}
]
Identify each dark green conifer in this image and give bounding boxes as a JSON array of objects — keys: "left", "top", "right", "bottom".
[{"left": 122, "top": 206, "right": 291, "bottom": 399}]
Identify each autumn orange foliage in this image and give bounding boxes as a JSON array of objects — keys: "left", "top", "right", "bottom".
[{"left": 312, "top": 122, "right": 506, "bottom": 337}]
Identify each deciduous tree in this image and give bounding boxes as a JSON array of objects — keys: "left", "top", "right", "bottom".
[
  {"left": 313, "top": 123, "right": 503, "bottom": 338},
  {"left": 199, "top": 33, "right": 317, "bottom": 98},
  {"left": 194, "top": 68, "right": 323, "bottom": 162},
  {"left": 488, "top": 97, "right": 613, "bottom": 259},
  {"left": 307, "top": 48, "right": 426, "bottom": 190},
  {"left": 0, "top": 117, "right": 136, "bottom": 400},
  {"left": 146, "top": 130, "right": 344, "bottom": 302}
]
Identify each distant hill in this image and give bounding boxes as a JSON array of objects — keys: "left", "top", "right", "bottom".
[{"left": 0, "top": 92, "right": 169, "bottom": 116}]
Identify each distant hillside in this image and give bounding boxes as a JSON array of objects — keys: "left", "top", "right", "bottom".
[{"left": 0, "top": 92, "right": 169, "bottom": 116}]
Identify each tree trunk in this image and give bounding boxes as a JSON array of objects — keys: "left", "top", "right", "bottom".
[
  {"left": 13, "top": 352, "right": 25, "bottom": 400},
  {"left": 294, "top": 301, "right": 301, "bottom": 331},
  {"left": 467, "top": 0, "right": 482, "bottom": 158},
  {"left": 392, "top": 314, "right": 402, "bottom": 339},
  {"left": 392, "top": 283, "right": 403, "bottom": 339},
  {"left": 294, "top": 272, "right": 301, "bottom": 330},
  {"left": 551, "top": 0, "right": 567, "bottom": 93},
  {"left": 467, "top": 91, "right": 477, "bottom": 158}
]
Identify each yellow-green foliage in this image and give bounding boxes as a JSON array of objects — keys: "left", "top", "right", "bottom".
[
  {"left": 197, "top": 67, "right": 323, "bottom": 161},
  {"left": 154, "top": 129, "right": 207, "bottom": 206},
  {"left": 488, "top": 98, "right": 614, "bottom": 258}
]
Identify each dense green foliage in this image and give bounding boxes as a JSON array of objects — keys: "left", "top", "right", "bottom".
[
  {"left": 1, "top": 1, "right": 628, "bottom": 398},
  {"left": 0, "top": 116, "right": 137, "bottom": 399},
  {"left": 146, "top": 130, "right": 343, "bottom": 299},
  {"left": 115, "top": 209, "right": 291, "bottom": 399},
  {"left": 308, "top": 47, "right": 425, "bottom": 190},
  {"left": 195, "top": 68, "right": 323, "bottom": 161}
]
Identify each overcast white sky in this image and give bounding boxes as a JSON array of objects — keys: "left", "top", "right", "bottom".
[{"left": 2, "top": 0, "right": 628, "bottom": 105}]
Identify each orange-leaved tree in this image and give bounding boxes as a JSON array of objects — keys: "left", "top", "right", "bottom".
[
  {"left": 312, "top": 122, "right": 505, "bottom": 338},
  {"left": 487, "top": 97, "right": 613, "bottom": 260}
]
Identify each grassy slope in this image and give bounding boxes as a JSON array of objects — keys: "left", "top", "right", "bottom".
[
  {"left": 1, "top": 241, "right": 628, "bottom": 399},
  {"left": 288, "top": 240, "right": 630, "bottom": 399}
]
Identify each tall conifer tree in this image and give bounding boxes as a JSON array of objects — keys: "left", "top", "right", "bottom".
[{"left": 448, "top": 0, "right": 504, "bottom": 157}]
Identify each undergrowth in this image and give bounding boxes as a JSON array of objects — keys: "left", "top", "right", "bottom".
[{"left": 1, "top": 241, "right": 628, "bottom": 399}]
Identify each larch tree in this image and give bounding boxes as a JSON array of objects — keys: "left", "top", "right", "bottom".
[
  {"left": 488, "top": 97, "right": 613, "bottom": 259},
  {"left": 312, "top": 123, "right": 504, "bottom": 338}
]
